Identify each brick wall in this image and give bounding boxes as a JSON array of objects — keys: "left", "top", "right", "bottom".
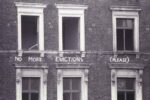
[{"left": 0, "top": 0, "right": 150, "bottom": 100}]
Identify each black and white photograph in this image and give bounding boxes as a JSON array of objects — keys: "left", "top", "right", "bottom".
[{"left": 0, "top": 0, "right": 149, "bottom": 100}]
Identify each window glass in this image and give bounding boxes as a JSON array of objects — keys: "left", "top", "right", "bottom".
[
  {"left": 63, "top": 78, "right": 81, "bottom": 100},
  {"left": 63, "top": 78, "right": 70, "bottom": 90},
  {"left": 22, "top": 93, "right": 29, "bottom": 100},
  {"left": 22, "top": 77, "right": 29, "bottom": 90},
  {"left": 72, "top": 93, "right": 80, "bottom": 100},
  {"left": 72, "top": 78, "right": 80, "bottom": 90},
  {"left": 22, "top": 77, "right": 40, "bottom": 100},
  {"left": 63, "top": 93, "right": 70, "bottom": 100},
  {"left": 116, "top": 18, "right": 134, "bottom": 51},
  {"left": 31, "top": 78, "right": 40, "bottom": 90},
  {"left": 126, "top": 92, "right": 135, "bottom": 100},
  {"left": 117, "top": 29, "right": 124, "bottom": 50},
  {"left": 117, "top": 78, "right": 135, "bottom": 100},
  {"left": 118, "top": 91, "right": 125, "bottom": 100},
  {"left": 31, "top": 93, "right": 39, "bottom": 100}
]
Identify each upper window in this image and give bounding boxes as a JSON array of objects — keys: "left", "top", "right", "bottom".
[
  {"left": 21, "top": 16, "right": 39, "bottom": 50},
  {"left": 15, "top": 2, "right": 47, "bottom": 51},
  {"left": 116, "top": 18, "right": 134, "bottom": 51},
  {"left": 111, "top": 7, "right": 140, "bottom": 52},
  {"left": 56, "top": 4, "right": 88, "bottom": 51},
  {"left": 63, "top": 17, "right": 80, "bottom": 50}
]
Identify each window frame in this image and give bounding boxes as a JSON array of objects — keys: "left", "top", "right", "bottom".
[
  {"left": 112, "top": 7, "right": 140, "bottom": 52},
  {"left": 63, "top": 77, "right": 81, "bottom": 100},
  {"left": 16, "top": 68, "right": 48, "bottom": 100},
  {"left": 57, "top": 68, "right": 88, "bottom": 100},
  {"left": 111, "top": 69, "right": 143, "bottom": 100},
  {"left": 116, "top": 18, "right": 134, "bottom": 51},
  {"left": 15, "top": 2, "right": 47, "bottom": 51},
  {"left": 117, "top": 78, "right": 135, "bottom": 100},
  {"left": 22, "top": 77, "right": 40, "bottom": 100},
  {"left": 56, "top": 4, "right": 88, "bottom": 51}
]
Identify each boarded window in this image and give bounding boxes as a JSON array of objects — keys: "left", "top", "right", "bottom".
[
  {"left": 63, "top": 17, "right": 80, "bottom": 50},
  {"left": 22, "top": 77, "right": 40, "bottom": 100},
  {"left": 117, "top": 78, "right": 135, "bottom": 100},
  {"left": 21, "top": 16, "right": 38, "bottom": 50},
  {"left": 116, "top": 18, "right": 134, "bottom": 51},
  {"left": 63, "top": 78, "right": 81, "bottom": 100}
]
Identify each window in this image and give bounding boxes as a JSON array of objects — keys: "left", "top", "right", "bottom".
[
  {"left": 111, "top": 7, "right": 140, "bottom": 52},
  {"left": 117, "top": 78, "right": 135, "bottom": 100},
  {"left": 63, "top": 78, "right": 81, "bottom": 100},
  {"left": 111, "top": 69, "right": 143, "bottom": 100},
  {"left": 15, "top": 2, "right": 47, "bottom": 51},
  {"left": 56, "top": 4, "right": 88, "bottom": 51},
  {"left": 63, "top": 17, "right": 80, "bottom": 50},
  {"left": 57, "top": 68, "right": 88, "bottom": 100},
  {"left": 22, "top": 77, "right": 40, "bottom": 100},
  {"left": 21, "top": 16, "right": 39, "bottom": 50},
  {"left": 117, "top": 19, "right": 134, "bottom": 51},
  {"left": 16, "top": 68, "right": 48, "bottom": 100}
]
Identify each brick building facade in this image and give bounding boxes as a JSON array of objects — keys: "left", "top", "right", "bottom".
[{"left": 0, "top": 0, "right": 150, "bottom": 100}]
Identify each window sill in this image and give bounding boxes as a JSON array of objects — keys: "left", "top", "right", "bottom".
[
  {"left": 114, "top": 51, "right": 139, "bottom": 54},
  {"left": 58, "top": 50, "right": 86, "bottom": 57},
  {"left": 17, "top": 50, "right": 45, "bottom": 57},
  {"left": 113, "top": 51, "right": 140, "bottom": 58}
]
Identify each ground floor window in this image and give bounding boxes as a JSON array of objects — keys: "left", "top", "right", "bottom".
[
  {"left": 117, "top": 78, "right": 135, "bottom": 100},
  {"left": 57, "top": 68, "right": 88, "bottom": 100},
  {"left": 16, "top": 68, "right": 48, "bottom": 100},
  {"left": 63, "top": 78, "right": 81, "bottom": 100},
  {"left": 111, "top": 69, "right": 143, "bottom": 100},
  {"left": 22, "top": 77, "right": 40, "bottom": 100}
]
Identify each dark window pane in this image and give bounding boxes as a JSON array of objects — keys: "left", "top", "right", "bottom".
[
  {"left": 118, "top": 78, "right": 135, "bottom": 90},
  {"left": 72, "top": 93, "right": 80, "bottom": 100},
  {"left": 117, "top": 29, "right": 124, "bottom": 50},
  {"left": 31, "top": 93, "right": 39, "bottom": 100},
  {"left": 117, "top": 78, "right": 126, "bottom": 90},
  {"left": 63, "top": 93, "right": 70, "bottom": 100},
  {"left": 125, "top": 29, "right": 134, "bottom": 50},
  {"left": 22, "top": 78, "right": 40, "bottom": 100},
  {"left": 21, "top": 16, "right": 38, "bottom": 50},
  {"left": 63, "top": 78, "right": 70, "bottom": 90},
  {"left": 117, "top": 19, "right": 133, "bottom": 28},
  {"left": 117, "top": 19, "right": 124, "bottom": 27},
  {"left": 117, "top": 91, "right": 125, "bottom": 100},
  {"left": 126, "top": 19, "right": 134, "bottom": 29},
  {"left": 127, "top": 92, "right": 135, "bottom": 100},
  {"left": 63, "top": 17, "right": 80, "bottom": 50},
  {"left": 72, "top": 78, "right": 80, "bottom": 90},
  {"left": 31, "top": 78, "right": 40, "bottom": 91},
  {"left": 22, "top": 93, "right": 29, "bottom": 100},
  {"left": 22, "top": 78, "right": 29, "bottom": 91},
  {"left": 126, "top": 78, "right": 135, "bottom": 90}
]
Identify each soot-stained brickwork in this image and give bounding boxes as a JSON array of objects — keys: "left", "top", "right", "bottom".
[{"left": 1, "top": 0, "right": 150, "bottom": 100}]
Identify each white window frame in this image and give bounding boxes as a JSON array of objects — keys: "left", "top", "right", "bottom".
[
  {"left": 111, "top": 69, "right": 143, "bottom": 100},
  {"left": 15, "top": 2, "right": 47, "bottom": 51},
  {"left": 111, "top": 7, "right": 141, "bottom": 52},
  {"left": 56, "top": 4, "right": 88, "bottom": 51},
  {"left": 57, "top": 68, "right": 88, "bottom": 100},
  {"left": 16, "top": 68, "right": 48, "bottom": 100}
]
